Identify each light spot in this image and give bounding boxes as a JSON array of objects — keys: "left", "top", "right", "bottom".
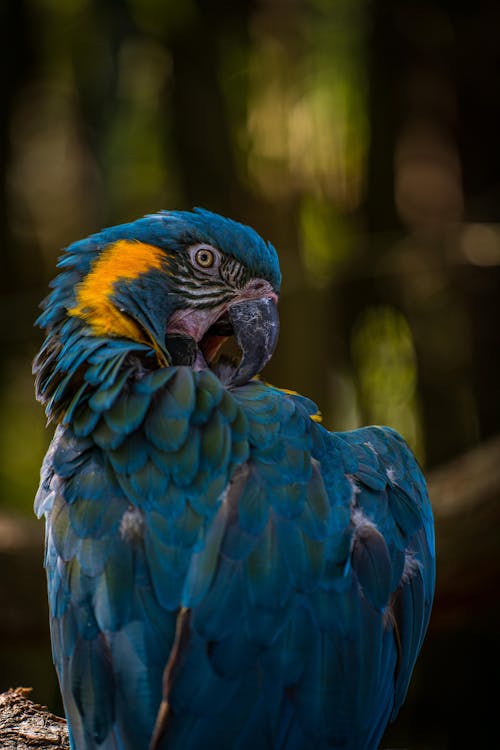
[
  {"left": 69, "top": 239, "right": 164, "bottom": 339},
  {"left": 363, "top": 441, "right": 377, "bottom": 456},
  {"left": 401, "top": 549, "right": 422, "bottom": 583},
  {"left": 120, "top": 506, "right": 145, "bottom": 542},
  {"left": 386, "top": 466, "right": 396, "bottom": 484},
  {"left": 383, "top": 603, "right": 397, "bottom": 630},
  {"left": 351, "top": 506, "right": 378, "bottom": 536},
  {"left": 461, "top": 223, "right": 500, "bottom": 267},
  {"left": 347, "top": 475, "right": 361, "bottom": 504}
]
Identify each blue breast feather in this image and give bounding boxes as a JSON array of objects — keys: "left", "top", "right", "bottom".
[{"left": 35, "top": 367, "right": 435, "bottom": 750}]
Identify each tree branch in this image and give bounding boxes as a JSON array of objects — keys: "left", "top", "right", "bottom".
[{"left": 0, "top": 688, "right": 69, "bottom": 749}]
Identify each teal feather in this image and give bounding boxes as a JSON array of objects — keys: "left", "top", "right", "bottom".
[
  {"left": 63, "top": 455, "right": 114, "bottom": 504},
  {"left": 146, "top": 505, "right": 201, "bottom": 548},
  {"left": 200, "top": 411, "right": 231, "bottom": 468},
  {"left": 129, "top": 461, "right": 169, "bottom": 506},
  {"left": 182, "top": 500, "right": 229, "bottom": 606},
  {"left": 191, "top": 559, "right": 245, "bottom": 640},
  {"left": 229, "top": 407, "right": 248, "bottom": 438},
  {"left": 85, "top": 348, "right": 128, "bottom": 388},
  {"left": 49, "top": 494, "right": 80, "bottom": 561},
  {"left": 60, "top": 382, "right": 89, "bottom": 424},
  {"left": 271, "top": 481, "right": 307, "bottom": 519},
  {"left": 71, "top": 405, "right": 101, "bottom": 437},
  {"left": 108, "top": 431, "right": 149, "bottom": 473},
  {"left": 88, "top": 367, "right": 135, "bottom": 413},
  {"left": 144, "top": 528, "right": 193, "bottom": 610},
  {"left": 207, "top": 631, "right": 261, "bottom": 680},
  {"left": 230, "top": 434, "right": 250, "bottom": 466},
  {"left": 168, "top": 426, "right": 201, "bottom": 486},
  {"left": 193, "top": 369, "right": 224, "bottom": 420},
  {"left": 245, "top": 519, "right": 291, "bottom": 609},
  {"left": 218, "top": 390, "right": 239, "bottom": 422},
  {"left": 148, "top": 482, "right": 186, "bottom": 519},
  {"left": 50, "top": 429, "right": 93, "bottom": 477},
  {"left": 237, "top": 467, "right": 269, "bottom": 535},
  {"left": 70, "top": 638, "right": 115, "bottom": 744},
  {"left": 187, "top": 471, "right": 227, "bottom": 514},
  {"left": 108, "top": 627, "right": 163, "bottom": 749},
  {"left": 144, "top": 409, "right": 189, "bottom": 452},
  {"left": 221, "top": 512, "right": 260, "bottom": 561},
  {"left": 68, "top": 494, "right": 124, "bottom": 538},
  {"left": 104, "top": 388, "right": 151, "bottom": 434},
  {"left": 134, "top": 367, "right": 177, "bottom": 394},
  {"left": 72, "top": 537, "right": 114, "bottom": 577},
  {"left": 351, "top": 523, "right": 393, "bottom": 611},
  {"left": 90, "top": 417, "right": 125, "bottom": 450},
  {"left": 144, "top": 371, "right": 195, "bottom": 451},
  {"left": 93, "top": 539, "right": 133, "bottom": 630}
]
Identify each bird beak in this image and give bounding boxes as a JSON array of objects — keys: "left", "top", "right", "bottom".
[{"left": 226, "top": 296, "right": 280, "bottom": 386}]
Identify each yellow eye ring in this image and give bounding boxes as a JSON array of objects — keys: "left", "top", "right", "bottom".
[{"left": 194, "top": 247, "right": 215, "bottom": 268}]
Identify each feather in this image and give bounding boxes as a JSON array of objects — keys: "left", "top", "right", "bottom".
[
  {"left": 144, "top": 372, "right": 194, "bottom": 451},
  {"left": 192, "top": 369, "right": 224, "bottom": 424},
  {"left": 88, "top": 366, "right": 135, "bottom": 413},
  {"left": 245, "top": 517, "right": 291, "bottom": 609},
  {"left": 108, "top": 430, "right": 149, "bottom": 473},
  {"left": 182, "top": 499, "right": 229, "bottom": 606},
  {"left": 104, "top": 388, "right": 151, "bottom": 434},
  {"left": 200, "top": 411, "right": 231, "bottom": 468},
  {"left": 168, "top": 427, "right": 201, "bottom": 486},
  {"left": 351, "top": 517, "right": 392, "bottom": 611},
  {"left": 91, "top": 417, "right": 124, "bottom": 450},
  {"left": 93, "top": 539, "right": 133, "bottom": 630},
  {"left": 70, "top": 636, "right": 115, "bottom": 744},
  {"left": 71, "top": 405, "right": 101, "bottom": 438},
  {"left": 191, "top": 558, "right": 245, "bottom": 641},
  {"left": 135, "top": 367, "right": 177, "bottom": 394},
  {"left": 237, "top": 466, "right": 270, "bottom": 536}
]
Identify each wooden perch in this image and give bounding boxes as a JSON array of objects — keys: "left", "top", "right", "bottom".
[{"left": 0, "top": 688, "right": 68, "bottom": 749}]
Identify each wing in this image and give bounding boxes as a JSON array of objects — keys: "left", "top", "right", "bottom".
[
  {"left": 36, "top": 370, "right": 435, "bottom": 750},
  {"left": 35, "top": 367, "right": 248, "bottom": 750},
  {"left": 148, "top": 384, "right": 435, "bottom": 750},
  {"left": 337, "top": 425, "right": 435, "bottom": 720}
]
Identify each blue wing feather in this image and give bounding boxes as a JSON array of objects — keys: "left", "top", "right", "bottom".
[{"left": 37, "top": 370, "right": 434, "bottom": 750}]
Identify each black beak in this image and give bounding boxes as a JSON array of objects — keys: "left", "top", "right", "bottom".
[{"left": 226, "top": 296, "right": 279, "bottom": 386}]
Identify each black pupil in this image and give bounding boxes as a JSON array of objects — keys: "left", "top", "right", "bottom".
[{"left": 199, "top": 250, "right": 211, "bottom": 264}]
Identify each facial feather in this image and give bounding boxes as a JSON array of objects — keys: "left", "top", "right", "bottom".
[{"left": 68, "top": 239, "right": 165, "bottom": 340}]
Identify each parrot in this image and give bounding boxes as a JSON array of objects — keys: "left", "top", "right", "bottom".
[{"left": 33, "top": 208, "right": 435, "bottom": 750}]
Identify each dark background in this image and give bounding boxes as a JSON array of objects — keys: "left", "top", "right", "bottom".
[{"left": 0, "top": 1, "right": 499, "bottom": 748}]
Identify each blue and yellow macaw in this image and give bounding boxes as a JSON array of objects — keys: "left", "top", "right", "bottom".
[{"left": 34, "top": 209, "right": 435, "bottom": 750}]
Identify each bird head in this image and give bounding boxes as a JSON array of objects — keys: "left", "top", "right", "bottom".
[{"left": 34, "top": 209, "right": 281, "bottom": 421}]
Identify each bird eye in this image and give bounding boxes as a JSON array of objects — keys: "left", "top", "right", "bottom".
[
  {"left": 195, "top": 248, "right": 215, "bottom": 267},
  {"left": 190, "top": 244, "right": 220, "bottom": 270}
]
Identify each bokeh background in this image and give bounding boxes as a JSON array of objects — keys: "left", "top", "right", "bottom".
[{"left": 1, "top": 0, "right": 499, "bottom": 747}]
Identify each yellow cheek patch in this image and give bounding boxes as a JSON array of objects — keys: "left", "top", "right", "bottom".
[{"left": 68, "top": 239, "right": 164, "bottom": 340}]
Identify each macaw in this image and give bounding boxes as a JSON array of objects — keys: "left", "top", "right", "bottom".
[{"left": 34, "top": 209, "right": 435, "bottom": 750}]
